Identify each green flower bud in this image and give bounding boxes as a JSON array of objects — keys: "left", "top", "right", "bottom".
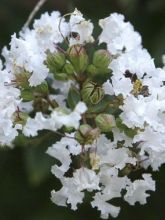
[
  {"left": 79, "top": 124, "right": 92, "bottom": 136},
  {"left": 53, "top": 72, "right": 69, "bottom": 81},
  {"left": 75, "top": 124, "right": 100, "bottom": 145},
  {"left": 95, "top": 114, "right": 116, "bottom": 132},
  {"left": 67, "top": 45, "right": 88, "bottom": 74},
  {"left": 90, "top": 87, "right": 104, "bottom": 104},
  {"left": 93, "top": 49, "right": 111, "bottom": 74},
  {"left": 86, "top": 128, "right": 100, "bottom": 144},
  {"left": 81, "top": 81, "right": 104, "bottom": 104},
  {"left": 46, "top": 51, "right": 66, "bottom": 73},
  {"left": 87, "top": 64, "right": 98, "bottom": 77},
  {"left": 75, "top": 124, "right": 92, "bottom": 145},
  {"left": 63, "top": 63, "right": 75, "bottom": 75}
]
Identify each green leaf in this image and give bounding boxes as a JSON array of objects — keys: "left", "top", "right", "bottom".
[{"left": 67, "top": 86, "right": 81, "bottom": 109}]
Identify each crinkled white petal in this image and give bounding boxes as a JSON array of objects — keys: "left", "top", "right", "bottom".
[
  {"left": 73, "top": 167, "right": 100, "bottom": 191},
  {"left": 69, "top": 9, "right": 94, "bottom": 46},
  {"left": 91, "top": 192, "right": 120, "bottom": 219},
  {"left": 99, "top": 13, "right": 142, "bottom": 55},
  {"left": 124, "top": 174, "right": 155, "bottom": 205}
]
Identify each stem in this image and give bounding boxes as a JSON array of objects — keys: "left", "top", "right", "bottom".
[
  {"left": 22, "top": 0, "right": 47, "bottom": 32},
  {"left": 58, "top": 13, "right": 72, "bottom": 46}
]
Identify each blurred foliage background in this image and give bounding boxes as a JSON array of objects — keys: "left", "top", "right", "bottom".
[{"left": 0, "top": 0, "right": 165, "bottom": 220}]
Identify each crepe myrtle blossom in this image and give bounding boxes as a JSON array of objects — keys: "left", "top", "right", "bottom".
[{"left": 1, "top": 8, "right": 165, "bottom": 219}]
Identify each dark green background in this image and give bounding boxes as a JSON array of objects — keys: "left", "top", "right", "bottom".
[{"left": 0, "top": 0, "right": 165, "bottom": 220}]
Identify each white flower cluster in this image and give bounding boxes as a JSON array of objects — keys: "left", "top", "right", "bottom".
[
  {"left": 0, "top": 67, "right": 21, "bottom": 146},
  {"left": 1, "top": 8, "right": 165, "bottom": 219}
]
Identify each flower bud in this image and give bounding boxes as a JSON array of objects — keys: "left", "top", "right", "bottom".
[
  {"left": 87, "top": 64, "right": 98, "bottom": 77},
  {"left": 67, "top": 45, "right": 88, "bottom": 74},
  {"left": 53, "top": 72, "right": 69, "bottom": 81},
  {"left": 81, "top": 81, "right": 104, "bottom": 104},
  {"left": 75, "top": 124, "right": 92, "bottom": 144},
  {"left": 86, "top": 128, "right": 100, "bottom": 144},
  {"left": 75, "top": 124, "right": 100, "bottom": 144},
  {"left": 63, "top": 63, "right": 75, "bottom": 75},
  {"left": 46, "top": 51, "right": 66, "bottom": 73},
  {"left": 93, "top": 49, "right": 111, "bottom": 74},
  {"left": 95, "top": 114, "right": 116, "bottom": 132}
]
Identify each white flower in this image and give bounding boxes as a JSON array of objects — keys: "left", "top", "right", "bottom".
[
  {"left": 109, "top": 48, "right": 155, "bottom": 79},
  {"left": 47, "top": 141, "right": 71, "bottom": 178},
  {"left": 120, "top": 95, "right": 148, "bottom": 129},
  {"left": 33, "top": 11, "right": 69, "bottom": 52},
  {"left": 3, "top": 34, "right": 49, "bottom": 86},
  {"left": 111, "top": 74, "right": 133, "bottom": 97},
  {"left": 100, "top": 144, "right": 136, "bottom": 170},
  {"left": 124, "top": 174, "right": 155, "bottom": 205},
  {"left": 69, "top": 9, "right": 94, "bottom": 46},
  {"left": 51, "top": 177, "right": 84, "bottom": 210},
  {"left": 99, "top": 13, "right": 142, "bottom": 55},
  {"left": 133, "top": 127, "right": 165, "bottom": 170},
  {"left": 23, "top": 102, "right": 87, "bottom": 137},
  {"left": 91, "top": 192, "right": 120, "bottom": 219},
  {"left": 73, "top": 167, "right": 100, "bottom": 191},
  {"left": 0, "top": 69, "right": 21, "bottom": 146},
  {"left": 58, "top": 134, "right": 82, "bottom": 155}
]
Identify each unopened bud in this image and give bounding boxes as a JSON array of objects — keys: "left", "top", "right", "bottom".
[
  {"left": 67, "top": 45, "right": 88, "bottom": 73},
  {"left": 95, "top": 114, "right": 116, "bottom": 132},
  {"left": 63, "top": 63, "right": 75, "bottom": 75},
  {"left": 93, "top": 49, "right": 111, "bottom": 74},
  {"left": 75, "top": 124, "right": 100, "bottom": 144},
  {"left": 81, "top": 81, "right": 104, "bottom": 104},
  {"left": 46, "top": 51, "right": 66, "bottom": 73}
]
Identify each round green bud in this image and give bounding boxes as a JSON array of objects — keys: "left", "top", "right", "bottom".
[
  {"left": 95, "top": 114, "right": 116, "bottom": 132},
  {"left": 93, "top": 49, "right": 111, "bottom": 74},
  {"left": 63, "top": 63, "right": 75, "bottom": 75},
  {"left": 87, "top": 64, "right": 98, "bottom": 77},
  {"left": 46, "top": 51, "right": 66, "bottom": 73},
  {"left": 81, "top": 81, "right": 104, "bottom": 104},
  {"left": 67, "top": 45, "right": 88, "bottom": 74},
  {"left": 75, "top": 124, "right": 100, "bottom": 145}
]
